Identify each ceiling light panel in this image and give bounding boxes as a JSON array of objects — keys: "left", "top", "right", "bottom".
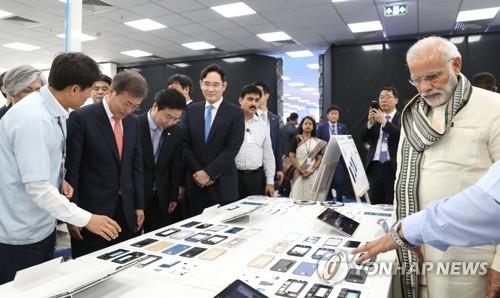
[
  {"left": 286, "top": 50, "right": 313, "bottom": 58},
  {"left": 124, "top": 19, "right": 166, "bottom": 31},
  {"left": 456, "top": 7, "right": 499, "bottom": 22},
  {"left": 211, "top": 2, "right": 256, "bottom": 18},
  {"left": 120, "top": 50, "right": 152, "bottom": 57},
  {"left": 348, "top": 21, "right": 383, "bottom": 33},
  {"left": 3, "top": 42, "right": 40, "bottom": 51},
  {"left": 257, "top": 31, "right": 292, "bottom": 42},
  {"left": 0, "top": 9, "right": 12, "bottom": 18},
  {"left": 222, "top": 57, "right": 246, "bottom": 63},
  {"left": 182, "top": 41, "right": 215, "bottom": 50}
]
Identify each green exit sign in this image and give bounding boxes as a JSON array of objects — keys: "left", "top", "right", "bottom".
[{"left": 385, "top": 4, "right": 408, "bottom": 16}]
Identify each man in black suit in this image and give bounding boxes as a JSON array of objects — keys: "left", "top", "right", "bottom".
[
  {"left": 168, "top": 74, "right": 194, "bottom": 106},
  {"left": 139, "top": 88, "right": 186, "bottom": 232},
  {"left": 279, "top": 112, "right": 299, "bottom": 197},
  {"left": 317, "top": 105, "right": 348, "bottom": 201},
  {"left": 66, "top": 70, "right": 147, "bottom": 258},
  {"left": 183, "top": 64, "right": 244, "bottom": 216},
  {"left": 362, "top": 86, "right": 401, "bottom": 205},
  {"left": 254, "top": 81, "right": 283, "bottom": 187}
]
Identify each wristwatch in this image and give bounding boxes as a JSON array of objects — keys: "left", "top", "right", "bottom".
[{"left": 389, "top": 220, "right": 417, "bottom": 250}]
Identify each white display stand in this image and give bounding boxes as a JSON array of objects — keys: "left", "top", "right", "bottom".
[
  {"left": 0, "top": 198, "right": 396, "bottom": 298},
  {"left": 334, "top": 135, "right": 370, "bottom": 204}
]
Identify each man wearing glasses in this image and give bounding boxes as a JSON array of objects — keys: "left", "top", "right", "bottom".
[
  {"left": 394, "top": 36, "right": 500, "bottom": 298},
  {"left": 65, "top": 70, "right": 148, "bottom": 258},
  {"left": 362, "top": 86, "right": 401, "bottom": 205},
  {"left": 138, "top": 88, "right": 186, "bottom": 232},
  {"left": 183, "top": 64, "right": 244, "bottom": 216}
]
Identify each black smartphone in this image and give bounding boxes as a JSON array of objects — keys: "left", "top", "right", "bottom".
[
  {"left": 214, "top": 279, "right": 269, "bottom": 298},
  {"left": 181, "top": 221, "right": 201, "bottom": 228},
  {"left": 370, "top": 100, "right": 380, "bottom": 110},
  {"left": 345, "top": 268, "right": 368, "bottom": 284},
  {"left": 286, "top": 244, "right": 312, "bottom": 257},
  {"left": 344, "top": 240, "right": 361, "bottom": 248},
  {"left": 111, "top": 252, "right": 146, "bottom": 264},
  {"left": 270, "top": 259, "right": 297, "bottom": 273},
  {"left": 338, "top": 288, "right": 361, "bottom": 298},
  {"left": 131, "top": 238, "right": 158, "bottom": 247},
  {"left": 180, "top": 247, "right": 207, "bottom": 258},
  {"left": 155, "top": 227, "right": 180, "bottom": 237},
  {"left": 201, "top": 235, "right": 228, "bottom": 245},
  {"left": 317, "top": 208, "right": 360, "bottom": 237},
  {"left": 97, "top": 249, "right": 129, "bottom": 260}
]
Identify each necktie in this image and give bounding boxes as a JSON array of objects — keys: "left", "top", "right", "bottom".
[
  {"left": 152, "top": 128, "right": 163, "bottom": 162},
  {"left": 379, "top": 115, "right": 391, "bottom": 163},
  {"left": 205, "top": 104, "right": 214, "bottom": 142},
  {"left": 330, "top": 123, "right": 337, "bottom": 135},
  {"left": 113, "top": 116, "right": 123, "bottom": 159},
  {"left": 56, "top": 117, "right": 66, "bottom": 193}
]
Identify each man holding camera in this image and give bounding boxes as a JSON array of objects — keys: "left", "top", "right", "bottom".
[{"left": 362, "top": 86, "right": 401, "bottom": 205}]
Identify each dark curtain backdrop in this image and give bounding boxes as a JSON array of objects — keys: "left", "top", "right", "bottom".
[
  {"left": 119, "top": 54, "right": 279, "bottom": 114},
  {"left": 322, "top": 33, "right": 500, "bottom": 164}
]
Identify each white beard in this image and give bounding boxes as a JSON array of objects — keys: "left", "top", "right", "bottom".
[{"left": 421, "top": 74, "right": 458, "bottom": 107}]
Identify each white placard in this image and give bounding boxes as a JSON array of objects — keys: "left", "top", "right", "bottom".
[{"left": 335, "top": 135, "right": 370, "bottom": 202}]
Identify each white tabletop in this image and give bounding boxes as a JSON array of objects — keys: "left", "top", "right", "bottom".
[{"left": 0, "top": 198, "right": 397, "bottom": 298}]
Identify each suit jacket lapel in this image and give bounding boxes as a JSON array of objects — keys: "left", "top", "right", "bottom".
[
  {"left": 156, "top": 127, "right": 173, "bottom": 168},
  {"left": 140, "top": 115, "right": 155, "bottom": 165},
  {"left": 122, "top": 116, "right": 134, "bottom": 162},
  {"left": 95, "top": 102, "right": 120, "bottom": 163}
]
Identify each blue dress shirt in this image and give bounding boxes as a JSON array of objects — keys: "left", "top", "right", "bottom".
[{"left": 402, "top": 160, "right": 500, "bottom": 251}]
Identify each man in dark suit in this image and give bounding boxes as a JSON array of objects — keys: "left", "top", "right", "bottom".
[
  {"left": 362, "top": 86, "right": 401, "bottom": 205},
  {"left": 139, "top": 88, "right": 186, "bottom": 232},
  {"left": 66, "top": 70, "right": 147, "bottom": 258},
  {"left": 254, "top": 81, "right": 283, "bottom": 187},
  {"left": 167, "top": 74, "right": 194, "bottom": 106},
  {"left": 279, "top": 112, "right": 299, "bottom": 197},
  {"left": 183, "top": 64, "right": 244, "bottom": 216},
  {"left": 317, "top": 105, "right": 348, "bottom": 201}
]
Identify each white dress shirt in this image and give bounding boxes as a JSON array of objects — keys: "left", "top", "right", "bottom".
[
  {"left": 372, "top": 109, "right": 396, "bottom": 161},
  {"left": 103, "top": 97, "right": 123, "bottom": 132},
  {"left": 0, "top": 86, "right": 91, "bottom": 245},
  {"left": 235, "top": 115, "right": 276, "bottom": 184},
  {"left": 204, "top": 97, "right": 223, "bottom": 126}
]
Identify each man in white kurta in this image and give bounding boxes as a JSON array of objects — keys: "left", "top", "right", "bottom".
[{"left": 395, "top": 36, "right": 500, "bottom": 298}]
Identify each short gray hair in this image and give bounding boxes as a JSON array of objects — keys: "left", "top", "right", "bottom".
[
  {"left": 3, "top": 65, "right": 46, "bottom": 98},
  {"left": 406, "top": 36, "right": 461, "bottom": 65},
  {"left": 111, "top": 70, "right": 148, "bottom": 99}
]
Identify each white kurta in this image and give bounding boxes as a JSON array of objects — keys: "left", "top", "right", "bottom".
[{"left": 396, "top": 86, "right": 500, "bottom": 298}]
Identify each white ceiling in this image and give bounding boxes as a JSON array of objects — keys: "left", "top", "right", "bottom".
[{"left": 0, "top": 0, "right": 499, "bottom": 71}]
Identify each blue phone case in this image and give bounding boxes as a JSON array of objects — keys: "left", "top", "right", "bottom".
[
  {"left": 162, "top": 244, "right": 191, "bottom": 255},
  {"left": 292, "top": 262, "right": 317, "bottom": 277}
]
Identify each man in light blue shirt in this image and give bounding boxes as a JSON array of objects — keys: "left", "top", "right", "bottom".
[
  {"left": 354, "top": 159, "right": 500, "bottom": 256},
  {"left": 0, "top": 53, "right": 121, "bottom": 285}
]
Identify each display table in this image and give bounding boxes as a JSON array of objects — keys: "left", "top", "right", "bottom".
[{"left": 0, "top": 197, "right": 397, "bottom": 298}]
